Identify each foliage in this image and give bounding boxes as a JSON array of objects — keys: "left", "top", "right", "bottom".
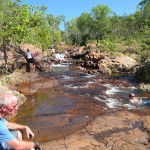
[
  {"left": 77, "top": 12, "right": 92, "bottom": 45},
  {"left": 0, "top": 0, "right": 46, "bottom": 65},
  {"left": 91, "top": 5, "right": 111, "bottom": 43},
  {"left": 97, "top": 39, "right": 117, "bottom": 51},
  {"left": 0, "top": 0, "right": 65, "bottom": 65},
  {"left": 24, "top": 23, "right": 52, "bottom": 50},
  {"left": 46, "top": 14, "right": 65, "bottom": 45},
  {"left": 140, "top": 38, "right": 150, "bottom": 61},
  {"left": 62, "top": 0, "right": 150, "bottom": 59},
  {"left": 64, "top": 18, "right": 80, "bottom": 45},
  {"left": 135, "top": 63, "right": 150, "bottom": 82},
  {"left": 0, "top": 0, "right": 150, "bottom": 64}
]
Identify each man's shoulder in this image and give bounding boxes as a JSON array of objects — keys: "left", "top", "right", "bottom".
[
  {"left": 0, "top": 119, "right": 8, "bottom": 131},
  {"left": 0, "top": 121, "right": 16, "bottom": 143},
  {"left": 0, "top": 118, "right": 5, "bottom": 123}
]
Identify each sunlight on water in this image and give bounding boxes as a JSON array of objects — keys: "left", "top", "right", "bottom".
[
  {"left": 123, "top": 104, "right": 137, "bottom": 109},
  {"left": 51, "top": 64, "right": 70, "bottom": 67},
  {"left": 86, "top": 81, "right": 98, "bottom": 85},
  {"left": 62, "top": 75, "right": 73, "bottom": 79},
  {"left": 104, "top": 85, "right": 140, "bottom": 109},
  {"left": 64, "top": 84, "right": 88, "bottom": 89},
  {"left": 84, "top": 74, "right": 96, "bottom": 78},
  {"left": 106, "top": 98, "right": 122, "bottom": 108},
  {"left": 62, "top": 75, "right": 140, "bottom": 110},
  {"left": 105, "top": 86, "right": 138, "bottom": 95},
  {"left": 103, "top": 84, "right": 113, "bottom": 89},
  {"left": 105, "top": 87, "right": 122, "bottom": 95},
  {"left": 94, "top": 96, "right": 122, "bottom": 108},
  {"left": 64, "top": 81, "right": 97, "bottom": 89}
]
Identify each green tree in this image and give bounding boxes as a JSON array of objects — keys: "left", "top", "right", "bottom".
[
  {"left": 46, "top": 14, "right": 65, "bottom": 44},
  {"left": 139, "top": 0, "right": 150, "bottom": 10},
  {"left": 0, "top": 0, "right": 45, "bottom": 65},
  {"left": 77, "top": 12, "right": 92, "bottom": 45},
  {"left": 64, "top": 18, "right": 80, "bottom": 45},
  {"left": 24, "top": 23, "right": 52, "bottom": 50},
  {"left": 91, "top": 4, "right": 111, "bottom": 43}
]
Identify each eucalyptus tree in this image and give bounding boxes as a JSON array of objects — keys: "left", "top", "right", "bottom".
[
  {"left": 46, "top": 14, "right": 65, "bottom": 44},
  {"left": 119, "top": 15, "right": 137, "bottom": 37},
  {"left": 139, "top": 0, "right": 150, "bottom": 10},
  {"left": 24, "top": 22, "right": 52, "bottom": 50},
  {"left": 91, "top": 4, "right": 111, "bottom": 43},
  {"left": 77, "top": 12, "right": 92, "bottom": 45},
  {"left": 109, "top": 14, "right": 123, "bottom": 38},
  {"left": 0, "top": 0, "right": 46, "bottom": 66},
  {"left": 65, "top": 18, "right": 80, "bottom": 45},
  {"left": 137, "top": 0, "right": 150, "bottom": 59},
  {"left": 138, "top": 0, "right": 150, "bottom": 34}
]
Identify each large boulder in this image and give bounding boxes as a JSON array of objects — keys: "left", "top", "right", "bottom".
[
  {"left": 85, "top": 53, "right": 137, "bottom": 74},
  {"left": 110, "top": 55, "right": 138, "bottom": 72},
  {"left": 84, "top": 51, "right": 105, "bottom": 62}
]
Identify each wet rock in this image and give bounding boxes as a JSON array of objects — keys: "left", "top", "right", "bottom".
[
  {"left": 41, "top": 111, "right": 150, "bottom": 150},
  {"left": 139, "top": 83, "right": 150, "bottom": 92},
  {"left": 18, "top": 80, "right": 58, "bottom": 95},
  {"left": 144, "top": 116, "right": 150, "bottom": 130},
  {"left": 6, "top": 70, "right": 58, "bottom": 96},
  {"left": 13, "top": 90, "right": 26, "bottom": 107},
  {"left": 71, "top": 49, "right": 138, "bottom": 74},
  {"left": 75, "top": 66, "right": 86, "bottom": 71}
]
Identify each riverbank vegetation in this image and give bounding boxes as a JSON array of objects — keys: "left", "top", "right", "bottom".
[
  {"left": 64, "top": 0, "right": 150, "bottom": 60},
  {"left": 0, "top": 0, "right": 150, "bottom": 81}
]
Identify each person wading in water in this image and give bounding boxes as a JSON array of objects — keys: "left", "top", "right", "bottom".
[
  {"left": 25, "top": 49, "right": 35, "bottom": 72},
  {"left": 129, "top": 93, "right": 150, "bottom": 107}
]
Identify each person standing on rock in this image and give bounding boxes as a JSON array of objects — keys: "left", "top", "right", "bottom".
[
  {"left": 129, "top": 93, "right": 150, "bottom": 107},
  {"left": 0, "top": 91, "right": 41, "bottom": 150},
  {"left": 25, "top": 49, "right": 35, "bottom": 72}
]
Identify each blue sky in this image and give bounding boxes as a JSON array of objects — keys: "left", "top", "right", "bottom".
[{"left": 22, "top": 0, "right": 141, "bottom": 21}]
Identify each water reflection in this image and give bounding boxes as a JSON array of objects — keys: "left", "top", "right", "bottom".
[{"left": 13, "top": 66, "right": 150, "bottom": 142}]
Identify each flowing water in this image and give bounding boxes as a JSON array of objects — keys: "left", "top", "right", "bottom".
[{"left": 12, "top": 66, "right": 150, "bottom": 142}]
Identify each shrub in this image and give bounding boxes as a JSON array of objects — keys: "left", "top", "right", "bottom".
[
  {"left": 135, "top": 63, "right": 150, "bottom": 82},
  {"left": 97, "top": 39, "right": 117, "bottom": 51}
]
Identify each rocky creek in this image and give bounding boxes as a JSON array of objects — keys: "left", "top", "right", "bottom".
[{"left": 11, "top": 66, "right": 150, "bottom": 150}]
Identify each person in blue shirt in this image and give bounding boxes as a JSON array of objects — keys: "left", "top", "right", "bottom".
[{"left": 0, "top": 91, "right": 41, "bottom": 150}]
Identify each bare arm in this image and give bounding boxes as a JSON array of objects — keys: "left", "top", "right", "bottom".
[
  {"left": 139, "top": 97, "right": 148, "bottom": 99},
  {"left": 6, "top": 138, "right": 34, "bottom": 150},
  {"left": 5, "top": 121, "right": 34, "bottom": 138},
  {"left": 129, "top": 98, "right": 142, "bottom": 105}
]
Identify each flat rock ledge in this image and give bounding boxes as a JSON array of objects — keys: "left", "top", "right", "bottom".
[
  {"left": 7, "top": 71, "right": 58, "bottom": 95},
  {"left": 41, "top": 111, "right": 150, "bottom": 150}
]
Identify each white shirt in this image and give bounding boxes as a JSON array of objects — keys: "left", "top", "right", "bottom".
[{"left": 26, "top": 52, "right": 33, "bottom": 59}]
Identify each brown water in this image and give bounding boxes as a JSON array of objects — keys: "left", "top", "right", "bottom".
[{"left": 12, "top": 67, "right": 150, "bottom": 142}]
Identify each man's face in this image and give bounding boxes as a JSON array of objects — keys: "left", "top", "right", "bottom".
[
  {"left": 130, "top": 94, "right": 135, "bottom": 99},
  {"left": 2, "top": 97, "right": 18, "bottom": 117},
  {"left": 5, "top": 99, "right": 18, "bottom": 116}
]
